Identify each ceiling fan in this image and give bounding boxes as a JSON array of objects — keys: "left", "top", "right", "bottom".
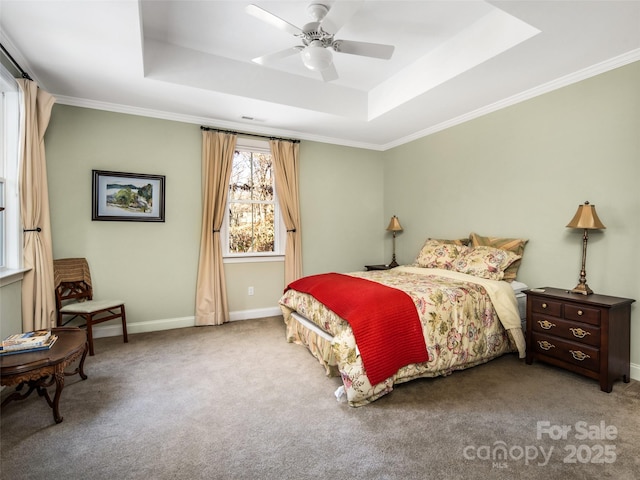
[{"left": 245, "top": 2, "right": 395, "bottom": 82}]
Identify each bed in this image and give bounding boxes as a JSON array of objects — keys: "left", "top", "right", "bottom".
[{"left": 279, "top": 234, "right": 529, "bottom": 406}]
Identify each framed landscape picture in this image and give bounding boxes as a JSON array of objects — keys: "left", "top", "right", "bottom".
[{"left": 92, "top": 170, "right": 165, "bottom": 222}]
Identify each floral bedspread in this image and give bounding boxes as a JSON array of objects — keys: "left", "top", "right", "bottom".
[{"left": 279, "top": 267, "right": 524, "bottom": 406}]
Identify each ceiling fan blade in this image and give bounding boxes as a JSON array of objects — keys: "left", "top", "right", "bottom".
[
  {"left": 320, "top": 0, "right": 363, "bottom": 34},
  {"left": 245, "top": 4, "right": 303, "bottom": 37},
  {"left": 320, "top": 64, "right": 339, "bottom": 82},
  {"left": 332, "top": 40, "right": 395, "bottom": 59},
  {"left": 252, "top": 47, "right": 302, "bottom": 66}
]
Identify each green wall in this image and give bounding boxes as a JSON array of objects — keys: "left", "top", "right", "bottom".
[
  {"left": 384, "top": 61, "right": 639, "bottom": 367},
  {"left": 45, "top": 109, "right": 202, "bottom": 330},
  {"left": 299, "top": 141, "right": 384, "bottom": 275},
  {"left": 43, "top": 107, "right": 383, "bottom": 332},
  {"left": 20, "top": 59, "right": 639, "bottom": 376},
  {"left": 0, "top": 280, "right": 22, "bottom": 340}
]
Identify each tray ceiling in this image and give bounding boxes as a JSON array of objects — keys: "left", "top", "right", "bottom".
[{"left": 1, "top": 1, "right": 639, "bottom": 149}]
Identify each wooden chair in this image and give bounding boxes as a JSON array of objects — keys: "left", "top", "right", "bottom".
[{"left": 53, "top": 258, "right": 128, "bottom": 356}]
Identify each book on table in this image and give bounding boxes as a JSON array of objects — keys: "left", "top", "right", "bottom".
[
  {"left": 0, "top": 334, "right": 58, "bottom": 356},
  {"left": 2, "top": 330, "right": 53, "bottom": 351},
  {"left": 2, "top": 329, "right": 51, "bottom": 348}
]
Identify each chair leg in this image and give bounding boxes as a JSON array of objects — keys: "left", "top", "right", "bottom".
[
  {"left": 86, "top": 318, "right": 95, "bottom": 356},
  {"left": 121, "top": 306, "right": 128, "bottom": 344}
]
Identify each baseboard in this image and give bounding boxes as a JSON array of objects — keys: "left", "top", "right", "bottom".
[
  {"left": 87, "top": 313, "right": 640, "bottom": 383},
  {"left": 90, "top": 316, "right": 195, "bottom": 338},
  {"left": 228, "top": 306, "right": 282, "bottom": 322},
  {"left": 90, "top": 307, "right": 283, "bottom": 339}
]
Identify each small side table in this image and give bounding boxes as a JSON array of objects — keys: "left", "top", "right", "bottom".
[
  {"left": 365, "top": 264, "right": 393, "bottom": 271},
  {"left": 1, "top": 327, "right": 88, "bottom": 423},
  {"left": 524, "top": 287, "right": 635, "bottom": 392}
]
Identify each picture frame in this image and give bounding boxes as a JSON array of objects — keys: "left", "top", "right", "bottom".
[{"left": 92, "top": 170, "right": 165, "bottom": 222}]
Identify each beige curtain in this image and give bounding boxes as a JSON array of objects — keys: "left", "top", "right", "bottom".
[
  {"left": 270, "top": 139, "right": 302, "bottom": 286},
  {"left": 195, "top": 131, "right": 237, "bottom": 325},
  {"left": 17, "top": 79, "right": 57, "bottom": 332}
]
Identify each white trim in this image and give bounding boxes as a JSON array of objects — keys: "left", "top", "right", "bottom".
[
  {"left": 0, "top": 33, "right": 42, "bottom": 86},
  {"left": 50, "top": 48, "right": 640, "bottom": 152},
  {"left": 89, "top": 307, "right": 283, "bottom": 338},
  {"left": 630, "top": 362, "right": 640, "bottom": 384},
  {"left": 0, "top": 63, "right": 22, "bottom": 271},
  {"left": 384, "top": 48, "right": 640, "bottom": 150},
  {"left": 62, "top": 310, "right": 640, "bottom": 384},
  {"left": 90, "top": 316, "right": 195, "bottom": 338},
  {"left": 223, "top": 255, "right": 284, "bottom": 264},
  {"left": 0, "top": 267, "right": 29, "bottom": 287},
  {"left": 229, "top": 306, "right": 282, "bottom": 322},
  {"left": 222, "top": 143, "right": 285, "bottom": 258},
  {"left": 54, "top": 94, "right": 380, "bottom": 149}
]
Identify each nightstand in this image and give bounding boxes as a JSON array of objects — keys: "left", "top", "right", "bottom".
[
  {"left": 524, "top": 287, "right": 635, "bottom": 392},
  {"left": 364, "top": 264, "right": 393, "bottom": 271}
]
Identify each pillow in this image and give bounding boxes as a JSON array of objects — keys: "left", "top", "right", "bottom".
[
  {"left": 415, "top": 239, "right": 466, "bottom": 270},
  {"left": 510, "top": 280, "right": 529, "bottom": 293},
  {"left": 469, "top": 233, "right": 528, "bottom": 282},
  {"left": 452, "top": 246, "right": 522, "bottom": 281},
  {"left": 428, "top": 237, "right": 470, "bottom": 246}
]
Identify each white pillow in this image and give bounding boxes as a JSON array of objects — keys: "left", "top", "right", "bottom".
[{"left": 511, "top": 280, "right": 529, "bottom": 293}]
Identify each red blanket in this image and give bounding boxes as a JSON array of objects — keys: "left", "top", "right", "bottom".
[{"left": 286, "top": 273, "right": 428, "bottom": 385}]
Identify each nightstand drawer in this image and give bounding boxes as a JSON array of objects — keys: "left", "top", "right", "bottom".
[
  {"left": 531, "top": 316, "right": 600, "bottom": 347},
  {"left": 565, "top": 304, "right": 600, "bottom": 326},
  {"left": 525, "top": 287, "right": 635, "bottom": 392},
  {"left": 530, "top": 298, "right": 562, "bottom": 317},
  {"left": 532, "top": 332, "right": 600, "bottom": 372}
]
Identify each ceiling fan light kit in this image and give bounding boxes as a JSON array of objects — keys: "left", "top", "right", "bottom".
[
  {"left": 246, "top": 2, "right": 395, "bottom": 81},
  {"left": 300, "top": 40, "right": 333, "bottom": 71}
]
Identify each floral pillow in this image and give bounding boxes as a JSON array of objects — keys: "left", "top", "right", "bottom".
[
  {"left": 452, "top": 246, "right": 522, "bottom": 281},
  {"left": 415, "top": 240, "right": 466, "bottom": 270},
  {"left": 428, "top": 237, "right": 470, "bottom": 246},
  {"left": 469, "top": 233, "right": 528, "bottom": 282}
]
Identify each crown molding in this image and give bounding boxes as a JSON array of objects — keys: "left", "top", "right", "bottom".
[
  {"left": 53, "top": 48, "right": 639, "bottom": 153},
  {"left": 51, "top": 95, "right": 384, "bottom": 151},
  {"left": 383, "top": 48, "right": 640, "bottom": 150}
]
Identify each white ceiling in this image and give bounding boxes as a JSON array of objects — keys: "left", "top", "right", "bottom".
[{"left": 1, "top": 0, "right": 639, "bottom": 150}]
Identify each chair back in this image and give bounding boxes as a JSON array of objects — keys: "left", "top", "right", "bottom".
[{"left": 53, "top": 258, "right": 94, "bottom": 309}]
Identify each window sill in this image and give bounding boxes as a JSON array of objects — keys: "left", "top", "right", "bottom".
[
  {"left": 0, "top": 267, "right": 31, "bottom": 287},
  {"left": 223, "top": 255, "right": 285, "bottom": 264}
]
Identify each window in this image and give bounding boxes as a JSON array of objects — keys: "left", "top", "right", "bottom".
[
  {"left": 0, "top": 180, "right": 4, "bottom": 267},
  {"left": 0, "top": 63, "right": 21, "bottom": 274},
  {"left": 222, "top": 138, "right": 284, "bottom": 261}
]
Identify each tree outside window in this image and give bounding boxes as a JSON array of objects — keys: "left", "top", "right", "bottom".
[{"left": 227, "top": 149, "right": 276, "bottom": 254}]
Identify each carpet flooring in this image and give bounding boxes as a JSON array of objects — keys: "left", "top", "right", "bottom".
[{"left": 1, "top": 316, "right": 639, "bottom": 479}]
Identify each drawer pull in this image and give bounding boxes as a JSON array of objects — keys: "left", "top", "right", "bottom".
[
  {"left": 577, "top": 310, "right": 584, "bottom": 316},
  {"left": 569, "top": 327, "right": 591, "bottom": 339},
  {"left": 537, "top": 340, "right": 555, "bottom": 351},
  {"left": 569, "top": 350, "right": 590, "bottom": 361},
  {"left": 541, "top": 303, "right": 548, "bottom": 309},
  {"left": 537, "top": 320, "right": 556, "bottom": 330}
]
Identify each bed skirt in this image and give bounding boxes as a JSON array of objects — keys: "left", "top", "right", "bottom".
[{"left": 282, "top": 307, "right": 341, "bottom": 378}]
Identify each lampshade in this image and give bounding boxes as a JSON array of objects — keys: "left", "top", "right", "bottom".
[
  {"left": 386, "top": 215, "right": 403, "bottom": 232},
  {"left": 566, "top": 201, "right": 606, "bottom": 230},
  {"left": 300, "top": 41, "right": 333, "bottom": 71}
]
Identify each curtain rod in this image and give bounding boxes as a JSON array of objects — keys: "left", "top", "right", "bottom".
[
  {"left": 0, "top": 42, "right": 33, "bottom": 81},
  {"left": 200, "top": 126, "right": 300, "bottom": 144}
]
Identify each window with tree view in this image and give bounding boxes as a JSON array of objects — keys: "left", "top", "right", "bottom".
[{"left": 225, "top": 144, "right": 282, "bottom": 257}]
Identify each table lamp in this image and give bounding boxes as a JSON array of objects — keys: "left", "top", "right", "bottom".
[
  {"left": 566, "top": 201, "right": 605, "bottom": 295},
  {"left": 386, "top": 215, "right": 403, "bottom": 268}
]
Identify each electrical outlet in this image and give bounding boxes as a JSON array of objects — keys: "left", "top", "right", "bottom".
[{"left": 248, "top": 286, "right": 254, "bottom": 296}]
